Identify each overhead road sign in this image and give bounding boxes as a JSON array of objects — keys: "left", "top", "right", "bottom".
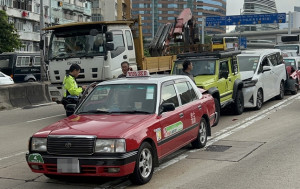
[{"left": 206, "top": 13, "right": 286, "bottom": 26}]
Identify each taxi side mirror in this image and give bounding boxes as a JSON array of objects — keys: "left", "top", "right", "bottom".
[
  {"left": 158, "top": 103, "right": 175, "bottom": 115},
  {"left": 262, "top": 66, "right": 271, "bottom": 72}
]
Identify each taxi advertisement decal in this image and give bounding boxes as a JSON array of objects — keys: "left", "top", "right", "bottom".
[{"left": 163, "top": 121, "right": 183, "bottom": 138}]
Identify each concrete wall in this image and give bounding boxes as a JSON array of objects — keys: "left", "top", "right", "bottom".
[{"left": 0, "top": 83, "right": 50, "bottom": 111}]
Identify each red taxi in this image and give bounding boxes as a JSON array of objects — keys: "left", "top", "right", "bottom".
[
  {"left": 26, "top": 71, "right": 217, "bottom": 185},
  {"left": 284, "top": 57, "right": 300, "bottom": 94}
]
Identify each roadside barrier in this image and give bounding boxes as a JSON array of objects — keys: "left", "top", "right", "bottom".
[{"left": 0, "top": 82, "right": 51, "bottom": 110}]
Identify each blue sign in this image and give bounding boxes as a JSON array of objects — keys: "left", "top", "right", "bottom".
[
  {"left": 239, "top": 37, "right": 247, "bottom": 49},
  {"left": 206, "top": 13, "right": 286, "bottom": 26}
]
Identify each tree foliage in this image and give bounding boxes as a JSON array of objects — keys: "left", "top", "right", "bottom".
[{"left": 0, "top": 10, "right": 23, "bottom": 53}]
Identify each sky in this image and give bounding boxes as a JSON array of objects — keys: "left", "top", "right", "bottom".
[
  {"left": 226, "top": 0, "right": 300, "bottom": 32},
  {"left": 227, "top": 0, "right": 300, "bottom": 16}
]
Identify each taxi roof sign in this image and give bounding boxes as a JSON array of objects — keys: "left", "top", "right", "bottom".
[{"left": 126, "top": 70, "right": 150, "bottom": 77}]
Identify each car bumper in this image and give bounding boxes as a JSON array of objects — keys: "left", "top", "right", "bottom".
[
  {"left": 26, "top": 151, "right": 137, "bottom": 177},
  {"left": 242, "top": 86, "right": 258, "bottom": 108}
]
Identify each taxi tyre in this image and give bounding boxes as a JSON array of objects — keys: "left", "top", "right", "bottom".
[
  {"left": 44, "top": 174, "right": 62, "bottom": 179},
  {"left": 233, "top": 89, "right": 244, "bottom": 115},
  {"left": 130, "top": 142, "right": 154, "bottom": 185},
  {"left": 291, "top": 80, "right": 298, "bottom": 95},
  {"left": 276, "top": 81, "right": 285, "bottom": 100},
  {"left": 255, "top": 88, "right": 263, "bottom": 110},
  {"left": 212, "top": 98, "right": 220, "bottom": 127},
  {"left": 191, "top": 117, "right": 207, "bottom": 149}
]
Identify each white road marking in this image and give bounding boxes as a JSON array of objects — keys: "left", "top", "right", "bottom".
[
  {"left": 0, "top": 151, "right": 26, "bottom": 161},
  {"left": 26, "top": 114, "right": 65, "bottom": 123}
]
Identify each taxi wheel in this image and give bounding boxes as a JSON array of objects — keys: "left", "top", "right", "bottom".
[
  {"left": 191, "top": 117, "right": 207, "bottom": 149},
  {"left": 130, "top": 142, "right": 154, "bottom": 185},
  {"left": 44, "top": 174, "right": 61, "bottom": 179},
  {"left": 255, "top": 89, "right": 263, "bottom": 110}
]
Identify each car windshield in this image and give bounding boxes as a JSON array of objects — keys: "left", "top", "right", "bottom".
[
  {"left": 48, "top": 29, "right": 106, "bottom": 60},
  {"left": 284, "top": 59, "right": 296, "bottom": 69},
  {"left": 237, "top": 56, "right": 260, "bottom": 72},
  {"left": 77, "top": 84, "right": 157, "bottom": 114},
  {"left": 173, "top": 60, "right": 216, "bottom": 76},
  {"left": 275, "top": 45, "right": 299, "bottom": 52}
]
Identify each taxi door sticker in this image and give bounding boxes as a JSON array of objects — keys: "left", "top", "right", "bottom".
[
  {"left": 163, "top": 121, "right": 183, "bottom": 138},
  {"left": 28, "top": 153, "right": 44, "bottom": 163},
  {"left": 154, "top": 128, "right": 162, "bottom": 141}
]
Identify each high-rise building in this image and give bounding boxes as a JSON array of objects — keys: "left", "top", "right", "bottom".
[
  {"left": 0, "top": 0, "right": 91, "bottom": 52},
  {"left": 241, "top": 0, "right": 279, "bottom": 31},
  {"left": 132, "top": 0, "right": 226, "bottom": 39}
]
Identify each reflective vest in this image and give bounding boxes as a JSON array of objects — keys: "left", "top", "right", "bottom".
[{"left": 62, "top": 75, "right": 83, "bottom": 97}]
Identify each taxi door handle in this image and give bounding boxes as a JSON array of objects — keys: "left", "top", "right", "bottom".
[
  {"left": 179, "top": 113, "right": 184, "bottom": 118},
  {"left": 198, "top": 105, "right": 202, "bottom": 110}
]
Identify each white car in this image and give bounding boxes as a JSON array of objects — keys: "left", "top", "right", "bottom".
[
  {"left": 237, "top": 49, "right": 286, "bottom": 110},
  {"left": 0, "top": 71, "right": 14, "bottom": 85}
]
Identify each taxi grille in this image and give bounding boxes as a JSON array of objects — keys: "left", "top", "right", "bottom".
[{"left": 47, "top": 136, "right": 96, "bottom": 155}]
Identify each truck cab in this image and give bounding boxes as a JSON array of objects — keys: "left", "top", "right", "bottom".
[{"left": 45, "top": 21, "right": 137, "bottom": 102}]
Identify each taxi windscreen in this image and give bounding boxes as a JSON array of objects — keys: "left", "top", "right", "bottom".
[{"left": 77, "top": 84, "right": 157, "bottom": 114}]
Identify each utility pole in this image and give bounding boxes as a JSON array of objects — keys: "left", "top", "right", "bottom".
[{"left": 39, "top": 0, "right": 47, "bottom": 82}]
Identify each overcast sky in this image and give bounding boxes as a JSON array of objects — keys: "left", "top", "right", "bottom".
[{"left": 227, "top": 0, "right": 300, "bottom": 15}]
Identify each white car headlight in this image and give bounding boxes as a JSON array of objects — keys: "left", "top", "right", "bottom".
[
  {"left": 95, "top": 139, "right": 126, "bottom": 153},
  {"left": 31, "top": 137, "right": 47, "bottom": 152}
]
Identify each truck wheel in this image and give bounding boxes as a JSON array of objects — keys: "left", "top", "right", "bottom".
[
  {"left": 191, "top": 117, "right": 207, "bottom": 149},
  {"left": 212, "top": 98, "right": 220, "bottom": 127},
  {"left": 233, "top": 90, "right": 244, "bottom": 115},
  {"left": 130, "top": 142, "right": 154, "bottom": 185},
  {"left": 255, "top": 89, "right": 263, "bottom": 110},
  {"left": 276, "top": 81, "right": 284, "bottom": 100}
]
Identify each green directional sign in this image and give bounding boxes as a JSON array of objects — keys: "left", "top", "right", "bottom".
[{"left": 28, "top": 153, "right": 44, "bottom": 163}]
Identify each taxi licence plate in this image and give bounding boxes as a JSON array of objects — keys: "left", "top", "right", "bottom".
[{"left": 57, "top": 158, "right": 80, "bottom": 173}]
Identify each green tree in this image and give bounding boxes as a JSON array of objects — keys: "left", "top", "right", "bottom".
[{"left": 0, "top": 10, "right": 22, "bottom": 53}]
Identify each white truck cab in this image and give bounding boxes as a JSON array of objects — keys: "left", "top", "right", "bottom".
[{"left": 45, "top": 21, "right": 137, "bottom": 102}]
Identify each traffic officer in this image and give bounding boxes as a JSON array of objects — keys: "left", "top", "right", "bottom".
[{"left": 62, "top": 64, "right": 87, "bottom": 114}]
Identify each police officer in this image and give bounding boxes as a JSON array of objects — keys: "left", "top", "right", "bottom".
[{"left": 62, "top": 64, "right": 87, "bottom": 115}]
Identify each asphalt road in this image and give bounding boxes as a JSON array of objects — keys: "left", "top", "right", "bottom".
[{"left": 0, "top": 93, "right": 300, "bottom": 189}]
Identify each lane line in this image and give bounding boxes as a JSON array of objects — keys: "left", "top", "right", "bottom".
[
  {"left": 0, "top": 152, "right": 26, "bottom": 161},
  {"left": 26, "top": 114, "right": 65, "bottom": 123}
]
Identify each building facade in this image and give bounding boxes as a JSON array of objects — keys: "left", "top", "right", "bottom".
[
  {"left": 0, "top": 0, "right": 91, "bottom": 52},
  {"left": 131, "top": 0, "right": 226, "bottom": 39},
  {"left": 90, "top": 0, "right": 131, "bottom": 21},
  {"left": 241, "top": 0, "right": 279, "bottom": 31}
]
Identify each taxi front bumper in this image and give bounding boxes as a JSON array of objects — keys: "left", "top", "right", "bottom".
[{"left": 26, "top": 151, "right": 137, "bottom": 177}]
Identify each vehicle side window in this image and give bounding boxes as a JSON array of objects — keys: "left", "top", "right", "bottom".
[
  {"left": 111, "top": 30, "right": 125, "bottom": 58},
  {"left": 231, "top": 56, "right": 238, "bottom": 75},
  {"left": 187, "top": 81, "right": 198, "bottom": 100},
  {"left": 161, "top": 84, "right": 179, "bottom": 107},
  {"left": 34, "top": 56, "right": 41, "bottom": 66},
  {"left": 219, "top": 61, "right": 229, "bottom": 79},
  {"left": 298, "top": 61, "right": 300, "bottom": 70},
  {"left": 125, "top": 30, "right": 133, "bottom": 50},
  {"left": 268, "top": 54, "right": 277, "bottom": 66},
  {"left": 175, "top": 82, "right": 193, "bottom": 105},
  {"left": 16, "top": 56, "right": 30, "bottom": 67},
  {"left": 258, "top": 57, "right": 269, "bottom": 73}
]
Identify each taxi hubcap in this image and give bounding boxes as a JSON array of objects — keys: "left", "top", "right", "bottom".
[
  {"left": 199, "top": 121, "right": 206, "bottom": 143},
  {"left": 139, "top": 148, "right": 152, "bottom": 178}
]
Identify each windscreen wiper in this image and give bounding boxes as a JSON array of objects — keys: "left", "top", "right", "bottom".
[
  {"left": 77, "top": 109, "right": 111, "bottom": 114},
  {"left": 110, "top": 110, "right": 152, "bottom": 114}
]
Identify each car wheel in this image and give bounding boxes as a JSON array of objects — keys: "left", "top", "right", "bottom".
[
  {"left": 212, "top": 98, "right": 220, "bottom": 127},
  {"left": 233, "top": 90, "right": 244, "bottom": 115},
  {"left": 276, "top": 81, "right": 284, "bottom": 100},
  {"left": 255, "top": 89, "right": 263, "bottom": 110},
  {"left": 291, "top": 79, "right": 298, "bottom": 95},
  {"left": 191, "top": 117, "right": 207, "bottom": 149},
  {"left": 130, "top": 142, "right": 154, "bottom": 185},
  {"left": 27, "top": 78, "right": 35, "bottom": 82}
]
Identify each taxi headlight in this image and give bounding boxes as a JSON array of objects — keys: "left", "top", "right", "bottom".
[
  {"left": 95, "top": 139, "right": 126, "bottom": 153},
  {"left": 31, "top": 137, "right": 47, "bottom": 152}
]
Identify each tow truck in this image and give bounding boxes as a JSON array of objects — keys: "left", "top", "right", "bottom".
[{"left": 44, "top": 8, "right": 206, "bottom": 103}]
